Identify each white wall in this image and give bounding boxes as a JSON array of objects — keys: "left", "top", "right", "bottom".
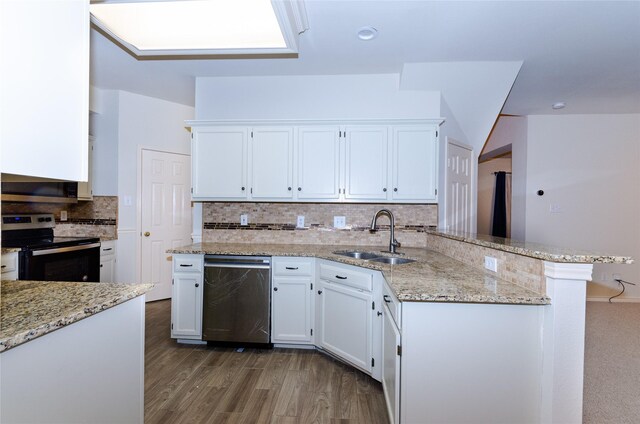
[
  {"left": 115, "top": 91, "right": 194, "bottom": 282},
  {"left": 484, "top": 116, "right": 528, "bottom": 240},
  {"left": 525, "top": 114, "right": 640, "bottom": 300},
  {"left": 477, "top": 158, "right": 512, "bottom": 236},
  {"left": 195, "top": 74, "right": 440, "bottom": 120},
  {"left": 91, "top": 88, "right": 119, "bottom": 196}
]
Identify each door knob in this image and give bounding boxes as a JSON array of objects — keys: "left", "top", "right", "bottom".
[{"left": 144, "top": 232, "right": 150, "bottom": 237}]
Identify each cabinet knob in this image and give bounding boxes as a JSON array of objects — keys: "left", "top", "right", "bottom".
[
  {"left": 241, "top": 187, "right": 245, "bottom": 191},
  {"left": 298, "top": 187, "right": 302, "bottom": 191},
  {"left": 318, "top": 290, "right": 323, "bottom": 295},
  {"left": 100, "top": 264, "right": 103, "bottom": 268},
  {"left": 288, "top": 187, "right": 292, "bottom": 191},
  {"left": 377, "top": 311, "right": 382, "bottom": 316},
  {"left": 195, "top": 283, "right": 199, "bottom": 288},
  {"left": 274, "top": 287, "right": 278, "bottom": 291},
  {"left": 144, "top": 231, "right": 151, "bottom": 237},
  {"left": 394, "top": 188, "right": 398, "bottom": 192},
  {"left": 383, "top": 188, "right": 387, "bottom": 192}
]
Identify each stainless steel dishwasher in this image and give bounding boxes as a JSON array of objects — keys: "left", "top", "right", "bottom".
[{"left": 202, "top": 255, "right": 271, "bottom": 346}]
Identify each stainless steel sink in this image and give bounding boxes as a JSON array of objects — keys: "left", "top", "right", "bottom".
[
  {"left": 332, "top": 250, "right": 381, "bottom": 260},
  {"left": 369, "top": 257, "right": 416, "bottom": 265}
]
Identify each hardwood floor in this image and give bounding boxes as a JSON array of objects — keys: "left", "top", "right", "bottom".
[{"left": 144, "top": 300, "right": 389, "bottom": 424}]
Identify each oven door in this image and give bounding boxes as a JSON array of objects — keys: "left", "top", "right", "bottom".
[{"left": 20, "top": 243, "right": 101, "bottom": 282}]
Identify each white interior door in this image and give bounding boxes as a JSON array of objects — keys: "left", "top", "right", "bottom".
[
  {"left": 445, "top": 139, "right": 474, "bottom": 232},
  {"left": 141, "top": 150, "right": 192, "bottom": 302}
]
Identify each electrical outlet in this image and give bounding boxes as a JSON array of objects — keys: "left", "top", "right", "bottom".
[
  {"left": 296, "top": 215, "right": 305, "bottom": 228},
  {"left": 60, "top": 210, "right": 68, "bottom": 221},
  {"left": 484, "top": 256, "right": 498, "bottom": 272},
  {"left": 333, "top": 216, "right": 346, "bottom": 228},
  {"left": 240, "top": 214, "right": 248, "bottom": 226}
]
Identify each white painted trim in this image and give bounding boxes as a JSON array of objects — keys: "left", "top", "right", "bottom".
[
  {"left": 587, "top": 296, "right": 640, "bottom": 303},
  {"left": 185, "top": 118, "right": 446, "bottom": 128},
  {"left": 544, "top": 262, "right": 593, "bottom": 281},
  {"left": 192, "top": 202, "right": 203, "bottom": 243}
]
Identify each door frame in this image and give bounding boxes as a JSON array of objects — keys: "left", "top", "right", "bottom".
[
  {"left": 136, "top": 147, "right": 191, "bottom": 286},
  {"left": 442, "top": 137, "right": 477, "bottom": 233}
]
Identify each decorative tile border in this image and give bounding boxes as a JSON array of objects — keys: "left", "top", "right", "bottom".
[
  {"left": 203, "top": 222, "right": 428, "bottom": 232},
  {"left": 57, "top": 218, "right": 117, "bottom": 226}
]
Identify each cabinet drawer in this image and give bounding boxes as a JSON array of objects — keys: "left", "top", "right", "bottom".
[
  {"left": 173, "top": 255, "right": 204, "bottom": 273},
  {"left": 1, "top": 252, "right": 18, "bottom": 274},
  {"left": 100, "top": 240, "right": 116, "bottom": 257},
  {"left": 273, "top": 257, "right": 313, "bottom": 276},
  {"left": 320, "top": 263, "right": 372, "bottom": 292},
  {"left": 382, "top": 281, "right": 401, "bottom": 329}
]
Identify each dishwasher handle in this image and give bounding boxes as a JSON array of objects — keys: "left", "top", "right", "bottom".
[{"left": 204, "top": 262, "right": 271, "bottom": 270}]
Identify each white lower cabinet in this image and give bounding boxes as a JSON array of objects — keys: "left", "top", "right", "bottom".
[
  {"left": 1, "top": 251, "right": 19, "bottom": 280},
  {"left": 170, "top": 254, "right": 204, "bottom": 340},
  {"left": 99, "top": 240, "right": 116, "bottom": 283},
  {"left": 382, "top": 283, "right": 401, "bottom": 424},
  {"left": 315, "top": 261, "right": 381, "bottom": 379},
  {"left": 271, "top": 257, "right": 314, "bottom": 344}
]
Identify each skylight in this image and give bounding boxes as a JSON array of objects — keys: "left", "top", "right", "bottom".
[{"left": 90, "top": 0, "right": 307, "bottom": 57}]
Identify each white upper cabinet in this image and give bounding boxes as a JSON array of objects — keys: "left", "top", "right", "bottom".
[
  {"left": 250, "top": 127, "right": 294, "bottom": 200},
  {"left": 188, "top": 120, "right": 440, "bottom": 203},
  {"left": 77, "top": 137, "right": 95, "bottom": 201},
  {"left": 192, "top": 127, "right": 248, "bottom": 200},
  {"left": 296, "top": 126, "right": 341, "bottom": 200},
  {"left": 344, "top": 126, "right": 389, "bottom": 201},
  {"left": 0, "top": 0, "right": 89, "bottom": 180},
  {"left": 391, "top": 126, "right": 438, "bottom": 202}
]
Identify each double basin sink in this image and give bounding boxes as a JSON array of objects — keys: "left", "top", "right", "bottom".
[{"left": 332, "top": 250, "right": 416, "bottom": 265}]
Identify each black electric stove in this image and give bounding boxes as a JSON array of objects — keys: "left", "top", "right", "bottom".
[{"left": 2, "top": 214, "right": 101, "bottom": 282}]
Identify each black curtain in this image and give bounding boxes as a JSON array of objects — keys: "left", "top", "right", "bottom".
[{"left": 492, "top": 172, "right": 507, "bottom": 238}]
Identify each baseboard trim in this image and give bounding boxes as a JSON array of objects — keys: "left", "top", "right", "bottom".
[{"left": 587, "top": 296, "right": 640, "bottom": 303}]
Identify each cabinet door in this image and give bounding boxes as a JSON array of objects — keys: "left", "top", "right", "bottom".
[
  {"left": 77, "top": 137, "right": 94, "bottom": 200},
  {"left": 383, "top": 305, "right": 401, "bottom": 424},
  {"left": 171, "top": 272, "right": 203, "bottom": 339},
  {"left": 317, "top": 279, "right": 373, "bottom": 373},
  {"left": 392, "top": 126, "right": 438, "bottom": 201},
  {"left": 272, "top": 276, "right": 313, "bottom": 343},
  {"left": 192, "top": 127, "right": 248, "bottom": 199},
  {"left": 251, "top": 127, "right": 294, "bottom": 199},
  {"left": 99, "top": 256, "right": 116, "bottom": 283},
  {"left": 296, "top": 126, "right": 341, "bottom": 200},
  {"left": 344, "top": 126, "right": 389, "bottom": 200}
]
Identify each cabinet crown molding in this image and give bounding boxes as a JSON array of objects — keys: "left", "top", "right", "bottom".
[{"left": 185, "top": 118, "right": 445, "bottom": 129}]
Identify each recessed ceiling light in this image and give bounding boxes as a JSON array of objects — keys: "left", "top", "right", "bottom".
[
  {"left": 357, "top": 26, "right": 378, "bottom": 41},
  {"left": 552, "top": 102, "right": 566, "bottom": 110}
]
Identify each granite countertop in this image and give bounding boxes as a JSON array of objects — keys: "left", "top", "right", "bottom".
[
  {"left": 169, "top": 243, "right": 550, "bottom": 305},
  {"left": 1, "top": 247, "right": 21, "bottom": 254},
  {"left": 428, "top": 229, "right": 634, "bottom": 264},
  {"left": 0, "top": 280, "right": 153, "bottom": 352}
]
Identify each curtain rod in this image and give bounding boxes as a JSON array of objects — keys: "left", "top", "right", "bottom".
[{"left": 493, "top": 171, "right": 512, "bottom": 175}]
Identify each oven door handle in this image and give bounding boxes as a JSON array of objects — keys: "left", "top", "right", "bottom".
[
  {"left": 204, "top": 263, "right": 271, "bottom": 270},
  {"left": 31, "top": 242, "right": 101, "bottom": 256}
]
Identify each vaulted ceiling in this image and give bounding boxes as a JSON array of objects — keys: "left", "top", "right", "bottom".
[{"left": 91, "top": 0, "right": 640, "bottom": 115}]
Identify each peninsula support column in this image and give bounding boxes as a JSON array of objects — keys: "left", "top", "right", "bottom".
[{"left": 540, "top": 262, "right": 593, "bottom": 424}]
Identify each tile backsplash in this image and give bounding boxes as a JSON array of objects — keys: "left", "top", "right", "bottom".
[
  {"left": 1, "top": 196, "right": 118, "bottom": 239},
  {"left": 202, "top": 202, "right": 437, "bottom": 247}
]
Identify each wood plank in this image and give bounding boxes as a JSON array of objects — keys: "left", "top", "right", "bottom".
[
  {"left": 239, "top": 388, "right": 278, "bottom": 424},
  {"left": 273, "top": 370, "right": 312, "bottom": 417},
  {"left": 216, "top": 368, "right": 264, "bottom": 413}
]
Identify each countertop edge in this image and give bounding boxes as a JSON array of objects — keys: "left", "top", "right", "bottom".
[
  {"left": 0, "top": 282, "right": 154, "bottom": 353},
  {"left": 427, "top": 230, "right": 634, "bottom": 264}
]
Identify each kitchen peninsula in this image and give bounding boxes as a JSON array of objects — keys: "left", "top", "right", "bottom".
[
  {"left": 168, "top": 230, "right": 631, "bottom": 424},
  {"left": 0, "top": 280, "right": 153, "bottom": 423}
]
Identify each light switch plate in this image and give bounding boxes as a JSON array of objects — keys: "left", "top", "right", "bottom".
[
  {"left": 333, "top": 216, "right": 346, "bottom": 228},
  {"left": 297, "top": 215, "right": 305, "bottom": 228},
  {"left": 240, "top": 214, "right": 248, "bottom": 226},
  {"left": 60, "top": 210, "right": 68, "bottom": 221}
]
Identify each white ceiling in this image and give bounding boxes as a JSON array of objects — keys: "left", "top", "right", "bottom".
[{"left": 90, "top": 0, "right": 640, "bottom": 115}]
